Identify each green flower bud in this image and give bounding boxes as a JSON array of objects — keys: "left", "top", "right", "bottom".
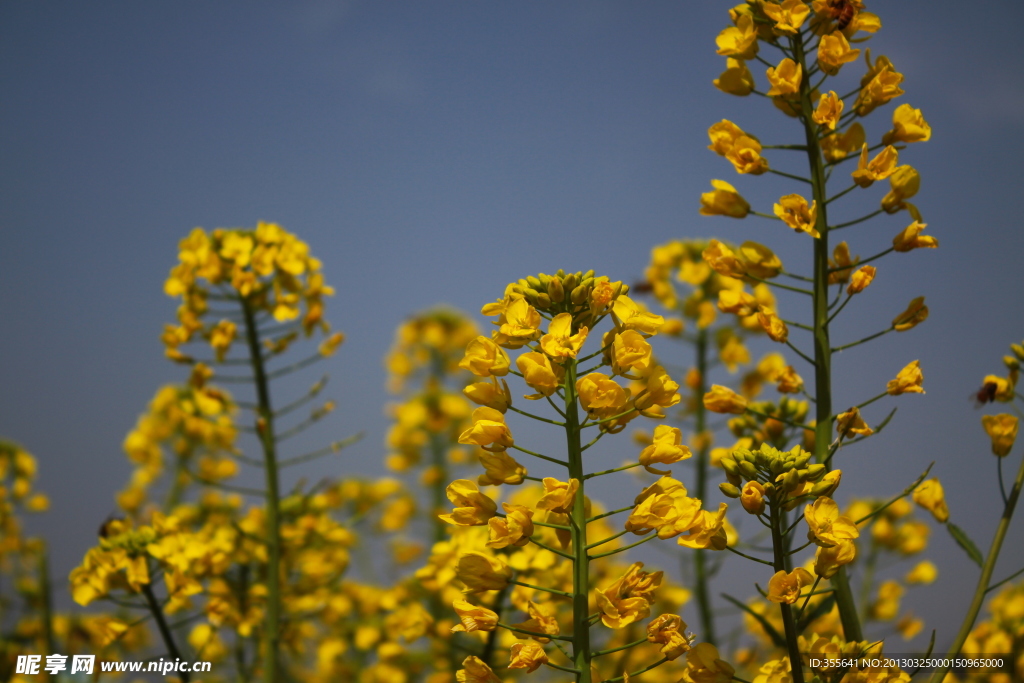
[{"left": 719, "top": 482, "right": 742, "bottom": 498}]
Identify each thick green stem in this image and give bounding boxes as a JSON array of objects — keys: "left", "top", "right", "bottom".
[
  {"left": 791, "top": 31, "right": 864, "bottom": 645},
  {"left": 770, "top": 506, "right": 805, "bottom": 683},
  {"left": 692, "top": 329, "right": 717, "bottom": 646},
  {"left": 564, "top": 358, "right": 592, "bottom": 683},
  {"left": 39, "top": 545, "right": 56, "bottom": 656},
  {"left": 141, "top": 580, "right": 191, "bottom": 683},
  {"left": 930, "top": 451, "right": 1024, "bottom": 683},
  {"left": 241, "top": 300, "right": 282, "bottom": 683}
]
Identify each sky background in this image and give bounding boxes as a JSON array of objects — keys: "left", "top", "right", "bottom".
[{"left": 2, "top": 0, "right": 1024, "bottom": 657}]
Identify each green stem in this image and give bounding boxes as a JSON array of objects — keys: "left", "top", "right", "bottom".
[
  {"left": 692, "top": 329, "right": 717, "bottom": 646},
  {"left": 790, "top": 30, "right": 863, "bottom": 645},
  {"left": 770, "top": 504, "right": 805, "bottom": 683},
  {"left": 241, "top": 299, "right": 282, "bottom": 683},
  {"left": 930, "top": 451, "right": 1024, "bottom": 683},
  {"left": 141, "top": 579, "right": 191, "bottom": 683},
  {"left": 565, "top": 358, "right": 592, "bottom": 683},
  {"left": 39, "top": 545, "right": 56, "bottom": 656}
]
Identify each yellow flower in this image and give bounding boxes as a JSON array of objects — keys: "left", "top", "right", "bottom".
[
  {"left": 451, "top": 600, "right": 498, "bottom": 633},
  {"left": 459, "top": 336, "right": 511, "bottom": 377},
  {"left": 508, "top": 641, "right": 548, "bottom": 673},
  {"left": 635, "top": 365, "right": 681, "bottom": 412},
  {"left": 883, "top": 103, "right": 932, "bottom": 145},
  {"left": 855, "top": 53, "right": 905, "bottom": 116},
  {"left": 612, "top": 330, "right": 654, "bottom": 376},
  {"left": 765, "top": 58, "right": 802, "bottom": 97},
  {"left": 881, "top": 165, "right": 921, "bottom": 215},
  {"left": 814, "top": 539, "right": 857, "bottom": 579},
  {"left": 596, "top": 562, "right": 663, "bottom": 628},
  {"left": 767, "top": 567, "right": 814, "bottom": 604},
  {"left": 836, "top": 406, "right": 872, "bottom": 438},
  {"left": 776, "top": 365, "right": 803, "bottom": 394},
  {"left": 715, "top": 14, "right": 759, "bottom": 60},
  {"left": 804, "top": 497, "right": 860, "bottom": 547},
  {"left": 887, "top": 360, "right": 925, "bottom": 396},
  {"left": 700, "top": 179, "right": 750, "bottom": 218},
  {"left": 704, "top": 385, "right": 748, "bottom": 414},
  {"left": 458, "top": 406, "right": 514, "bottom": 451},
  {"left": 209, "top": 320, "right": 237, "bottom": 362},
  {"left": 516, "top": 351, "right": 564, "bottom": 399},
  {"left": 774, "top": 194, "right": 819, "bottom": 238},
  {"left": 719, "top": 335, "right": 750, "bottom": 372},
  {"left": 512, "top": 600, "right": 560, "bottom": 642},
  {"left": 726, "top": 135, "right": 771, "bottom": 175},
  {"left": 707, "top": 120, "right": 748, "bottom": 156},
  {"left": 677, "top": 503, "right": 729, "bottom": 550},
  {"left": 682, "top": 643, "right": 735, "bottom": 683},
  {"left": 704, "top": 240, "right": 745, "bottom": 279},
  {"left": 892, "top": 296, "right": 928, "bottom": 331},
  {"left": 820, "top": 122, "right": 865, "bottom": 163},
  {"left": 846, "top": 265, "right": 876, "bottom": 295},
  {"left": 817, "top": 31, "right": 860, "bottom": 75},
  {"left": 639, "top": 425, "right": 693, "bottom": 475},
  {"left": 763, "top": 0, "right": 810, "bottom": 34},
  {"left": 714, "top": 58, "right": 755, "bottom": 96},
  {"left": 740, "top": 481, "right": 766, "bottom": 515},
  {"left": 812, "top": 90, "right": 844, "bottom": 130},
  {"left": 913, "top": 478, "right": 949, "bottom": 523},
  {"left": 982, "top": 414, "right": 1019, "bottom": 457},
  {"left": 611, "top": 295, "right": 665, "bottom": 334},
  {"left": 438, "top": 480, "right": 498, "bottom": 527},
  {"left": 495, "top": 298, "right": 542, "bottom": 348},
  {"left": 905, "top": 560, "right": 938, "bottom": 585},
  {"left": 892, "top": 221, "right": 938, "bottom": 252},
  {"left": 576, "top": 372, "right": 631, "bottom": 420},
  {"left": 756, "top": 307, "right": 789, "bottom": 343},
  {"left": 318, "top": 331, "right": 345, "bottom": 357},
  {"left": 487, "top": 503, "right": 534, "bottom": 548},
  {"left": 455, "top": 552, "right": 512, "bottom": 593},
  {"left": 718, "top": 289, "right": 759, "bottom": 317},
  {"left": 456, "top": 656, "right": 502, "bottom": 683},
  {"left": 981, "top": 374, "right": 1016, "bottom": 403},
  {"left": 870, "top": 580, "right": 904, "bottom": 621},
  {"left": 737, "top": 242, "right": 783, "bottom": 279},
  {"left": 540, "top": 312, "right": 589, "bottom": 359},
  {"left": 536, "top": 477, "right": 579, "bottom": 514},
  {"left": 851, "top": 144, "right": 899, "bottom": 188},
  {"left": 647, "top": 614, "right": 691, "bottom": 660},
  {"left": 477, "top": 450, "right": 527, "bottom": 486},
  {"left": 464, "top": 377, "right": 512, "bottom": 413}
]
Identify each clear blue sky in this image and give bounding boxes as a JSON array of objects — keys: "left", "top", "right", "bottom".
[{"left": 2, "top": 0, "right": 1023, "bottom": 652}]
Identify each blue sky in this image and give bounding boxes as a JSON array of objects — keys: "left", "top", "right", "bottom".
[{"left": 2, "top": 0, "right": 1023, "bottom": 652}]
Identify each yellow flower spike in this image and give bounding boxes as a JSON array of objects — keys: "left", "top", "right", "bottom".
[
  {"left": 982, "top": 414, "right": 1019, "bottom": 457},
  {"left": 814, "top": 539, "right": 857, "bottom": 579},
  {"left": 883, "top": 103, "right": 932, "bottom": 145},
  {"left": 836, "top": 406, "right": 872, "bottom": 438},
  {"left": 611, "top": 329, "right": 654, "bottom": 377},
  {"left": 463, "top": 377, "right": 512, "bottom": 413},
  {"left": 774, "top": 194, "right": 819, "bottom": 238},
  {"left": 700, "top": 179, "right": 751, "bottom": 218},
  {"left": 704, "top": 385, "right": 748, "bottom": 414},
  {"left": 765, "top": 57, "right": 802, "bottom": 97},
  {"left": 459, "top": 336, "right": 511, "bottom": 377},
  {"left": 886, "top": 360, "right": 925, "bottom": 396},
  {"left": 477, "top": 450, "right": 527, "bottom": 486},
  {"left": 455, "top": 552, "right": 512, "bottom": 593},
  {"left": 804, "top": 497, "right": 860, "bottom": 547},
  {"left": 846, "top": 265, "right": 876, "bottom": 295},
  {"left": 767, "top": 567, "right": 814, "bottom": 604},
  {"left": 536, "top": 477, "right": 580, "bottom": 514},
  {"left": 905, "top": 560, "right": 938, "bottom": 585},
  {"left": 508, "top": 641, "right": 548, "bottom": 673},
  {"left": 487, "top": 503, "right": 534, "bottom": 549},
  {"left": 726, "top": 135, "right": 771, "bottom": 175},
  {"left": 639, "top": 425, "right": 693, "bottom": 475},
  {"left": 714, "top": 58, "right": 755, "bottom": 96},
  {"left": 456, "top": 656, "right": 502, "bottom": 683},
  {"left": 855, "top": 52, "right": 905, "bottom": 116},
  {"left": 539, "top": 312, "right": 589, "bottom": 359},
  {"left": 892, "top": 296, "right": 929, "bottom": 331},
  {"left": 740, "top": 481, "right": 766, "bottom": 515},
  {"left": 763, "top": 0, "right": 811, "bottom": 34},
  {"left": 682, "top": 643, "right": 735, "bottom": 683},
  {"left": 817, "top": 31, "right": 860, "bottom": 75},
  {"left": 647, "top": 614, "right": 691, "bottom": 660},
  {"left": 457, "top": 406, "right": 514, "bottom": 451},
  {"left": 611, "top": 295, "right": 665, "bottom": 334},
  {"left": 756, "top": 307, "right": 789, "bottom": 343},
  {"left": 812, "top": 90, "right": 844, "bottom": 130},
  {"left": 451, "top": 599, "right": 498, "bottom": 633},
  {"left": 893, "top": 221, "right": 938, "bottom": 252},
  {"left": 715, "top": 14, "right": 759, "bottom": 60},
  {"left": 913, "top": 478, "right": 949, "bottom": 523},
  {"left": 851, "top": 144, "right": 899, "bottom": 188}
]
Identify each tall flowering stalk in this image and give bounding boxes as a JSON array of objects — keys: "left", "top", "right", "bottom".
[
  {"left": 444, "top": 271, "right": 732, "bottom": 682},
  {"left": 702, "top": 1, "right": 939, "bottom": 677}
]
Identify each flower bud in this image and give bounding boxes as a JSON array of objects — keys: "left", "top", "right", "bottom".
[
  {"left": 1011, "top": 344, "right": 1024, "bottom": 361},
  {"left": 562, "top": 272, "right": 577, "bottom": 292},
  {"left": 526, "top": 275, "right": 542, "bottom": 289},
  {"left": 570, "top": 285, "right": 589, "bottom": 305},
  {"left": 721, "top": 458, "right": 739, "bottom": 476},
  {"left": 720, "top": 482, "right": 741, "bottom": 498},
  {"left": 740, "top": 481, "right": 766, "bottom": 515},
  {"left": 535, "top": 293, "right": 551, "bottom": 309},
  {"left": 806, "top": 463, "right": 826, "bottom": 480},
  {"left": 738, "top": 460, "right": 758, "bottom": 480},
  {"left": 548, "top": 277, "right": 565, "bottom": 303}
]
